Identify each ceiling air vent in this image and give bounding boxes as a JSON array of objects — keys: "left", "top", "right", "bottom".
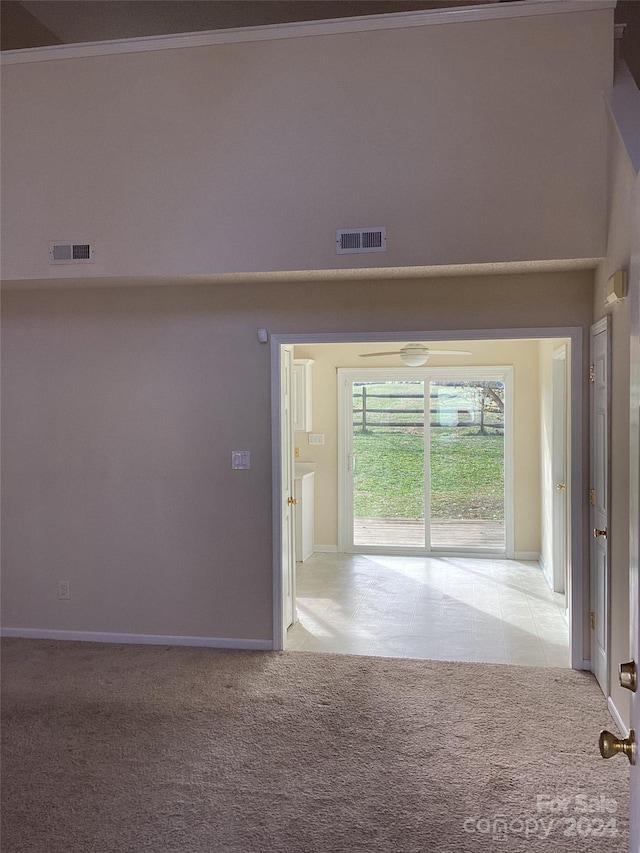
[
  {"left": 336, "top": 227, "right": 387, "bottom": 255},
  {"left": 49, "top": 242, "right": 95, "bottom": 264}
]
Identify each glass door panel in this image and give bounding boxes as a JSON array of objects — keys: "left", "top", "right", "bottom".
[
  {"left": 429, "top": 380, "right": 505, "bottom": 550},
  {"left": 352, "top": 380, "right": 425, "bottom": 548}
]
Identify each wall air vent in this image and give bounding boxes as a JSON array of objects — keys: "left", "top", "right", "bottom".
[
  {"left": 336, "top": 227, "right": 387, "bottom": 254},
  {"left": 49, "top": 242, "right": 95, "bottom": 264}
]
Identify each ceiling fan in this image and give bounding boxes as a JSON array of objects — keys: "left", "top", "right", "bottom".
[{"left": 359, "top": 342, "right": 472, "bottom": 366}]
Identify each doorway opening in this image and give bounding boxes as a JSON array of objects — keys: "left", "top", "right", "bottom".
[
  {"left": 287, "top": 552, "right": 569, "bottom": 665},
  {"left": 271, "top": 329, "right": 584, "bottom": 669}
]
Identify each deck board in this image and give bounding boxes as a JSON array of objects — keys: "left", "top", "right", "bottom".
[{"left": 353, "top": 517, "right": 505, "bottom": 549}]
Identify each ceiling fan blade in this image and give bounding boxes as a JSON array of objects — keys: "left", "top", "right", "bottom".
[
  {"left": 359, "top": 351, "right": 404, "bottom": 358},
  {"left": 427, "top": 349, "right": 472, "bottom": 355}
]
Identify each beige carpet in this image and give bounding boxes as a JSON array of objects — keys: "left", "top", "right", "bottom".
[{"left": 0, "top": 639, "right": 630, "bottom": 852}]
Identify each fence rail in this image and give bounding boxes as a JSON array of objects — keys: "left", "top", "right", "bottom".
[{"left": 353, "top": 387, "right": 504, "bottom": 433}]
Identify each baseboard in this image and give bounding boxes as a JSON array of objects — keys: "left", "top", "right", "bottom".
[
  {"left": 515, "top": 551, "right": 541, "bottom": 562},
  {"left": 0, "top": 627, "right": 273, "bottom": 650},
  {"left": 582, "top": 659, "right": 592, "bottom": 670},
  {"left": 312, "top": 545, "right": 338, "bottom": 553},
  {"left": 538, "top": 553, "right": 553, "bottom": 589},
  {"left": 607, "top": 695, "right": 629, "bottom": 737}
]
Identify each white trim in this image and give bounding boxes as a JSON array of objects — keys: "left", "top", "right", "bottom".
[
  {"left": 591, "top": 316, "right": 609, "bottom": 337},
  {"left": 551, "top": 343, "right": 569, "bottom": 596},
  {"left": 582, "top": 659, "right": 592, "bottom": 670},
  {"left": 347, "top": 547, "right": 503, "bottom": 559},
  {"left": 504, "top": 367, "right": 515, "bottom": 560},
  {"left": 337, "top": 370, "right": 350, "bottom": 554},
  {"left": 0, "top": 1, "right": 615, "bottom": 66},
  {"left": 607, "top": 695, "right": 630, "bottom": 738},
  {"left": 0, "top": 627, "right": 273, "bottom": 649},
  {"left": 271, "top": 340, "right": 284, "bottom": 651},
  {"left": 568, "top": 328, "right": 584, "bottom": 671},
  {"left": 589, "top": 317, "right": 611, "bottom": 694},
  {"left": 312, "top": 545, "right": 338, "bottom": 553},
  {"left": 540, "top": 553, "right": 553, "bottom": 589},
  {"left": 517, "top": 551, "right": 543, "bottom": 562},
  {"left": 272, "top": 326, "right": 585, "bottom": 672},
  {"left": 2, "top": 260, "right": 603, "bottom": 293}
]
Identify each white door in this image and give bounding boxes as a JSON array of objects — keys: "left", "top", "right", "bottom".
[
  {"left": 627, "top": 182, "right": 640, "bottom": 851},
  {"left": 590, "top": 318, "right": 610, "bottom": 696},
  {"left": 281, "top": 346, "right": 296, "bottom": 635},
  {"left": 552, "top": 346, "right": 568, "bottom": 595}
]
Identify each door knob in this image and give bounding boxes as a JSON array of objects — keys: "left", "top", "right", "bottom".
[
  {"left": 287, "top": 496, "right": 298, "bottom": 506},
  {"left": 619, "top": 660, "right": 637, "bottom": 692},
  {"left": 593, "top": 528, "right": 607, "bottom": 539},
  {"left": 599, "top": 729, "right": 636, "bottom": 764}
]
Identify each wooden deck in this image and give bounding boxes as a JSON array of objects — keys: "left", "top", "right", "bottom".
[{"left": 353, "top": 517, "right": 505, "bottom": 549}]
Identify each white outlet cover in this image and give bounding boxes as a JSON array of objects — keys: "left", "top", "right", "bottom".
[
  {"left": 232, "top": 451, "right": 251, "bottom": 469},
  {"left": 308, "top": 434, "right": 325, "bottom": 445}
]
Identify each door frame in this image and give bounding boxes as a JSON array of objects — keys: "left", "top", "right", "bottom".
[
  {"left": 271, "top": 326, "right": 585, "bottom": 669},
  {"left": 627, "top": 176, "right": 640, "bottom": 850},
  {"left": 336, "top": 365, "right": 514, "bottom": 558},
  {"left": 280, "top": 345, "right": 296, "bottom": 646},
  {"left": 551, "top": 344, "right": 568, "bottom": 595},
  {"left": 589, "top": 317, "right": 611, "bottom": 697}
]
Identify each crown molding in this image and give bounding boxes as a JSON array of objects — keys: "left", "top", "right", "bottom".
[{"left": 1, "top": 1, "right": 615, "bottom": 66}]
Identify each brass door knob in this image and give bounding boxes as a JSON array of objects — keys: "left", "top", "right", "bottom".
[
  {"left": 599, "top": 729, "right": 636, "bottom": 764},
  {"left": 287, "top": 496, "right": 298, "bottom": 506},
  {"left": 619, "top": 660, "right": 637, "bottom": 692},
  {"left": 593, "top": 528, "right": 607, "bottom": 539}
]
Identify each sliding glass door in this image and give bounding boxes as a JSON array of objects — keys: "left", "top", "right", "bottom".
[
  {"left": 339, "top": 368, "right": 510, "bottom": 555},
  {"left": 429, "top": 379, "right": 505, "bottom": 550},
  {"left": 352, "top": 380, "right": 426, "bottom": 548}
]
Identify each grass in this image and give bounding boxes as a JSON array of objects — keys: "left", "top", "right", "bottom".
[{"left": 353, "top": 428, "right": 504, "bottom": 520}]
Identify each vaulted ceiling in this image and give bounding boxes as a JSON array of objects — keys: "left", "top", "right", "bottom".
[
  {"left": 1, "top": 0, "right": 638, "bottom": 88},
  {"left": 1, "top": 1, "right": 500, "bottom": 49}
]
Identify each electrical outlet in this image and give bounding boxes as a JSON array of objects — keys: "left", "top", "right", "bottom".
[
  {"left": 294, "top": 446, "right": 300, "bottom": 459},
  {"left": 58, "top": 580, "right": 71, "bottom": 600}
]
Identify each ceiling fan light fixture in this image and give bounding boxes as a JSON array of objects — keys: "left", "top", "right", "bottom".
[
  {"left": 399, "top": 344, "right": 429, "bottom": 366},
  {"left": 400, "top": 352, "right": 429, "bottom": 366}
]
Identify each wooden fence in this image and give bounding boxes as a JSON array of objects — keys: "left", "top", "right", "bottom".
[{"left": 353, "top": 388, "right": 504, "bottom": 433}]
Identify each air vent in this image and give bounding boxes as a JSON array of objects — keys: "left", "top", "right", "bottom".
[
  {"left": 49, "top": 242, "right": 95, "bottom": 264},
  {"left": 336, "top": 227, "right": 387, "bottom": 254}
]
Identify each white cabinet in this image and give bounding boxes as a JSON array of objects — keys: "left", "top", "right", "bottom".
[
  {"left": 294, "top": 464, "right": 315, "bottom": 562},
  {"left": 293, "top": 359, "right": 314, "bottom": 433}
]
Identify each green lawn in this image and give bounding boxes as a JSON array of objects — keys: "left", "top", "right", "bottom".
[{"left": 353, "top": 429, "right": 504, "bottom": 520}]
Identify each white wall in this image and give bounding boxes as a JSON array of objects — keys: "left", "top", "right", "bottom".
[
  {"left": 1, "top": 7, "right": 612, "bottom": 282},
  {"left": 293, "top": 339, "right": 543, "bottom": 555},
  {"left": 1, "top": 271, "right": 593, "bottom": 642}
]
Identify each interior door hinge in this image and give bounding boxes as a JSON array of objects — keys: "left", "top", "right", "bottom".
[
  {"left": 590, "top": 611, "right": 596, "bottom": 630},
  {"left": 589, "top": 488, "right": 596, "bottom": 506},
  {"left": 589, "top": 364, "right": 595, "bottom": 382}
]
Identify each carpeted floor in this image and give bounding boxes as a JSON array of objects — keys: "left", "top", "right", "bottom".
[{"left": 0, "top": 639, "right": 630, "bottom": 852}]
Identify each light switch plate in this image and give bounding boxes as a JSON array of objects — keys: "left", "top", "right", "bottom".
[
  {"left": 308, "top": 434, "right": 325, "bottom": 445},
  {"left": 232, "top": 451, "right": 250, "bottom": 469}
]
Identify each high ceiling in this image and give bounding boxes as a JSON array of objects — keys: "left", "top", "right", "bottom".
[
  {"left": 1, "top": 0, "right": 501, "bottom": 49},
  {"left": 1, "top": 0, "right": 638, "bottom": 88}
]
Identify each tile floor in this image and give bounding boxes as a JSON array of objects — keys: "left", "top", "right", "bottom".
[{"left": 286, "top": 552, "right": 569, "bottom": 667}]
